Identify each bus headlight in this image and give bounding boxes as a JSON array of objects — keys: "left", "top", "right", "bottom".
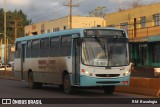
[
  {"left": 123, "top": 71, "right": 130, "bottom": 76},
  {"left": 85, "top": 71, "right": 92, "bottom": 76},
  {"left": 85, "top": 71, "right": 89, "bottom": 76}
]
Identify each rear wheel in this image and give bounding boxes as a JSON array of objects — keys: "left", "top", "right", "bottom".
[
  {"left": 63, "top": 73, "right": 73, "bottom": 94},
  {"left": 28, "top": 72, "right": 42, "bottom": 89},
  {"left": 103, "top": 86, "right": 115, "bottom": 94},
  {"left": 59, "top": 85, "right": 63, "bottom": 90}
]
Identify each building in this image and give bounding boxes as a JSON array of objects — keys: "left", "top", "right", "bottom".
[
  {"left": 106, "top": 3, "right": 160, "bottom": 39},
  {"left": 25, "top": 16, "right": 105, "bottom": 36},
  {"left": 105, "top": 3, "right": 160, "bottom": 77}
]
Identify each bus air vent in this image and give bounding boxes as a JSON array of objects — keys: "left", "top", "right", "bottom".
[
  {"left": 95, "top": 74, "right": 120, "bottom": 77},
  {"left": 96, "top": 81, "right": 120, "bottom": 84}
]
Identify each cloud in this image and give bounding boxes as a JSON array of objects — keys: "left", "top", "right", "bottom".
[
  {"left": 8, "top": 0, "right": 30, "bottom": 6},
  {"left": 1, "top": 0, "right": 160, "bottom": 23},
  {"left": 112, "top": 0, "right": 131, "bottom": 3}
]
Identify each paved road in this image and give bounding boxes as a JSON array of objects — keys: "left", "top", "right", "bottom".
[
  {"left": 0, "top": 79, "right": 154, "bottom": 98},
  {"left": 0, "top": 79, "right": 158, "bottom": 107}
]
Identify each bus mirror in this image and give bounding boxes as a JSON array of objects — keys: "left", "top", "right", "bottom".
[{"left": 77, "top": 38, "right": 82, "bottom": 46}]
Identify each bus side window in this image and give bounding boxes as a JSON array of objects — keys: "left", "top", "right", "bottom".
[
  {"left": 40, "top": 38, "right": 49, "bottom": 57},
  {"left": 31, "top": 39, "right": 40, "bottom": 58},
  {"left": 61, "top": 35, "right": 72, "bottom": 56},
  {"left": 15, "top": 42, "right": 21, "bottom": 58},
  {"left": 32, "top": 39, "right": 40, "bottom": 50},
  {"left": 50, "top": 37, "right": 60, "bottom": 57},
  {"left": 41, "top": 38, "right": 49, "bottom": 49},
  {"left": 26, "top": 41, "right": 31, "bottom": 58}
]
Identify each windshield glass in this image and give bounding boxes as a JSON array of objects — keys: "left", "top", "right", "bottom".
[{"left": 82, "top": 37, "right": 129, "bottom": 67}]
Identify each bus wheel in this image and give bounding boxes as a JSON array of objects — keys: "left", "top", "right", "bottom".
[
  {"left": 59, "top": 85, "right": 63, "bottom": 90},
  {"left": 103, "top": 86, "right": 115, "bottom": 94},
  {"left": 63, "top": 73, "right": 73, "bottom": 94},
  {"left": 28, "top": 72, "right": 42, "bottom": 89}
]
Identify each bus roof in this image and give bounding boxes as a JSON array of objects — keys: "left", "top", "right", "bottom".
[{"left": 16, "top": 28, "right": 126, "bottom": 42}]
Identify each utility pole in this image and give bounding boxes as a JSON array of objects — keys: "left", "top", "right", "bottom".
[
  {"left": 10, "top": 19, "right": 22, "bottom": 41},
  {"left": 4, "top": 0, "right": 7, "bottom": 71},
  {"left": 63, "top": 0, "right": 79, "bottom": 29},
  {"left": 0, "top": 38, "right": 2, "bottom": 64}
]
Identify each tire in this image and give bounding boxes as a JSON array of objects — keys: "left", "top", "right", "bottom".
[
  {"left": 103, "top": 86, "right": 115, "bottom": 94},
  {"left": 63, "top": 73, "right": 73, "bottom": 94},
  {"left": 59, "top": 85, "right": 64, "bottom": 90},
  {"left": 28, "top": 72, "right": 42, "bottom": 89}
]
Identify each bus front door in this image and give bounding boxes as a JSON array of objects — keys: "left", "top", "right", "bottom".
[
  {"left": 21, "top": 44, "right": 26, "bottom": 80},
  {"left": 72, "top": 38, "right": 80, "bottom": 85}
]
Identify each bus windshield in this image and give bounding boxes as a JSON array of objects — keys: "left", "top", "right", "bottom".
[{"left": 82, "top": 37, "right": 129, "bottom": 67}]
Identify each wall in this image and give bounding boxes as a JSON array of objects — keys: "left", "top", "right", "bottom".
[
  {"left": 24, "top": 16, "right": 105, "bottom": 36},
  {"left": 106, "top": 3, "right": 160, "bottom": 27}
]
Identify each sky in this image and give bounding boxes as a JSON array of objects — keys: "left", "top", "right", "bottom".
[{"left": 0, "top": 0, "right": 160, "bottom": 23}]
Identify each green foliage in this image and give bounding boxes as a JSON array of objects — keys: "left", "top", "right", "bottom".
[{"left": 0, "top": 8, "right": 32, "bottom": 43}]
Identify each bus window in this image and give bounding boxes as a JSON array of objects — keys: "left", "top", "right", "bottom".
[
  {"left": 26, "top": 41, "right": 31, "bottom": 58},
  {"left": 31, "top": 39, "right": 40, "bottom": 58},
  {"left": 40, "top": 38, "right": 49, "bottom": 57},
  {"left": 27, "top": 41, "right": 31, "bottom": 50},
  {"left": 61, "top": 35, "right": 72, "bottom": 56},
  {"left": 16, "top": 42, "right": 21, "bottom": 51},
  {"left": 50, "top": 37, "right": 60, "bottom": 57},
  {"left": 41, "top": 38, "right": 49, "bottom": 49},
  {"left": 15, "top": 42, "right": 21, "bottom": 58},
  {"left": 32, "top": 39, "right": 40, "bottom": 50}
]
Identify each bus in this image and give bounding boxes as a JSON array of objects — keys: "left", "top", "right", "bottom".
[{"left": 14, "top": 28, "right": 131, "bottom": 94}]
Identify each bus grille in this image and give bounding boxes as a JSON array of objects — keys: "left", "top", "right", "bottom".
[
  {"left": 96, "top": 81, "right": 120, "bottom": 84},
  {"left": 95, "top": 74, "right": 120, "bottom": 77}
]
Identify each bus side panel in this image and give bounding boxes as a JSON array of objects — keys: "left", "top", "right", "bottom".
[
  {"left": 21, "top": 56, "right": 72, "bottom": 85},
  {"left": 24, "top": 58, "right": 43, "bottom": 83},
  {"left": 58, "top": 57, "right": 72, "bottom": 84},
  {"left": 39, "top": 56, "right": 72, "bottom": 85},
  {"left": 14, "top": 58, "right": 22, "bottom": 80},
  {"left": 23, "top": 58, "right": 29, "bottom": 82},
  {"left": 43, "top": 57, "right": 59, "bottom": 84}
]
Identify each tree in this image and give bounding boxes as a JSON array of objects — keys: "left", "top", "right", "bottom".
[
  {"left": 118, "top": 0, "right": 141, "bottom": 11},
  {"left": 0, "top": 8, "right": 4, "bottom": 35},
  {"left": 89, "top": 6, "right": 107, "bottom": 18},
  {"left": 0, "top": 9, "right": 32, "bottom": 44},
  {"left": 132, "top": 0, "right": 142, "bottom": 8}
]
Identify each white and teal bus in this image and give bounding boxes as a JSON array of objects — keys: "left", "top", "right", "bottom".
[{"left": 14, "top": 28, "right": 131, "bottom": 94}]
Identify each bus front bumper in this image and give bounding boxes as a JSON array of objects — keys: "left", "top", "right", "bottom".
[{"left": 80, "top": 75, "right": 130, "bottom": 87}]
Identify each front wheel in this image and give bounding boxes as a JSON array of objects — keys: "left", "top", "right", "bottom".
[
  {"left": 103, "top": 86, "right": 115, "bottom": 94},
  {"left": 63, "top": 73, "right": 73, "bottom": 94}
]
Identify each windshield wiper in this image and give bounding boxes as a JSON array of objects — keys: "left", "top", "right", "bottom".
[{"left": 94, "top": 36, "right": 107, "bottom": 58}]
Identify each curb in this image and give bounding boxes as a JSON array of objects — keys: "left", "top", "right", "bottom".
[
  {"left": 116, "top": 77, "right": 160, "bottom": 96},
  {"left": 0, "top": 71, "right": 15, "bottom": 80}
]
